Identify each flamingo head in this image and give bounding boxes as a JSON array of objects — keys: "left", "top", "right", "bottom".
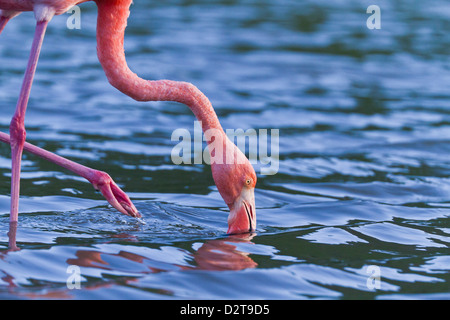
[{"left": 211, "top": 143, "right": 257, "bottom": 234}]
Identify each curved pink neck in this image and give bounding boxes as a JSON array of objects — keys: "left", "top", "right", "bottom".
[{"left": 95, "top": 0, "right": 224, "bottom": 135}]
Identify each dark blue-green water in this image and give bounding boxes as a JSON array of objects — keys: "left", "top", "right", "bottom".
[{"left": 0, "top": 0, "right": 449, "bottom": 299}]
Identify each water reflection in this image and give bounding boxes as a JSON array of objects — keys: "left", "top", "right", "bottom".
[
  {"left": 66, "top": 234, "right": 257, "bottom": 273},
  {"left": 1, "top": 225, "right": 257, "bottom": 298}
]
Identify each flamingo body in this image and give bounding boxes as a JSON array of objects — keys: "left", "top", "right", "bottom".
[{"left": 0, "top": 0, "right": 87, "bottom": 14}]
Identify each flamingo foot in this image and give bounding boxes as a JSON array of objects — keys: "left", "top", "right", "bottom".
[{"left": 88, "top": 170, "right": 140, "bottom": 218}]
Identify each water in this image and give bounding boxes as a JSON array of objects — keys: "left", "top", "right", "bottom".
[{"left": 0, "top": 0, "right": 449, "bottom": 300}]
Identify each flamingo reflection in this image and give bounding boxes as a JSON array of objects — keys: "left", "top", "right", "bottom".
[
  {"left": 1, "top": 226, "right": 257, "bottom": 299},
  {"left": 66, "top": 233, "right": 257, "bottom": 272}
]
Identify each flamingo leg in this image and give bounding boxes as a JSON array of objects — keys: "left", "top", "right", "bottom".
[
  {"left": 9, "top": 20, "right": 49, "bottom": 223},
  {"left": 0, "top": 131, "right": 140, "bottom": 218},
  {"left": 0, "top": 13, "right": 138, "bottom": 221}
]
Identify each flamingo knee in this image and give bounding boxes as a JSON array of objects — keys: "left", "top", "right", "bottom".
[{"left": 9, "top": 114, "right": 26, "bottom": 149}]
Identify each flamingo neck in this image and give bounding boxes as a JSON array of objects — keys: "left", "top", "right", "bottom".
[{"left": 95, "top": 0, "right": 224, "bottom": 136}]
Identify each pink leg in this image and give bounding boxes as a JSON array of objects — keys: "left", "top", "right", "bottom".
[
  {"left": 1, "top": 16, "right": 138, "bottom": 220},
  {"left": 9, "top": 20, "right": 49, "bottom": 223},
  {"left": 1, "top": 132, "right": 139, "bottom": 251},
  {"left": 0, "top": 131, "right": 139, "bottom": 218}
]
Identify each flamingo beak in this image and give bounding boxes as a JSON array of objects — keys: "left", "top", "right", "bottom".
[{"left": 227, "top": 187, "right": 256, "bottom": 234}]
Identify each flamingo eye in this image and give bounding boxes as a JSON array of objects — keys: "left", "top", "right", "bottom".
[{"left": 245, "top": 179, "right": 252, "bottom": 186}]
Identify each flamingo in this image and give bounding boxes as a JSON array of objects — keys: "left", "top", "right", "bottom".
[{"left": 0, "top": 0, "right": 257, "bottom": 239}]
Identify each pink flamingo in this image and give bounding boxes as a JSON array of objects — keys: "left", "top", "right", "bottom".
[{"left": 0, "top": 0, "right": 257, "bottom": 238}]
